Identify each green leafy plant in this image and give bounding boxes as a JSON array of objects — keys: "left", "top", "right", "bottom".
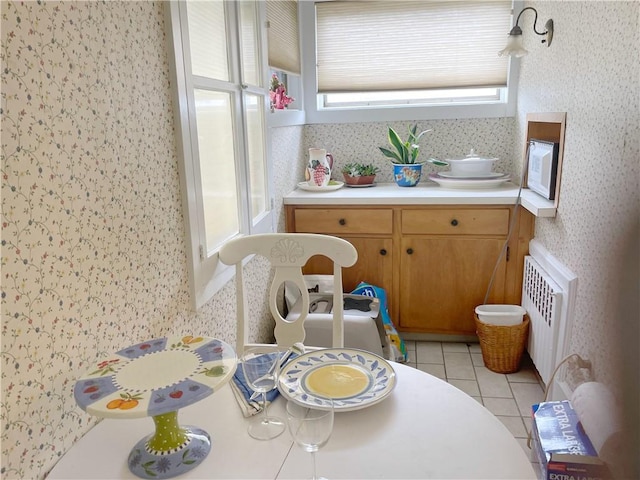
[
  {"left": 341, "top": 163, "right": 380, "bottom": 177},
  {"left": 379, "top": 124, "right": 432, "bottom": 164}
]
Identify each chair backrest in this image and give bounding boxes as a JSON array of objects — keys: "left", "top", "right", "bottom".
[{"left": 219, "top": 233, "right": 358, "bottom": 354}]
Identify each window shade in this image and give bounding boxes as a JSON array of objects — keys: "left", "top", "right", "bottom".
[
  {"left": 316, "top": 0, "right": 511, "bottom": 93},
  {"left": 266, "top": 0, "right": 301, "bottom": 74}
]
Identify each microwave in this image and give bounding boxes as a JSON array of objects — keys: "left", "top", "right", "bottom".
[{"left": 526, "top": 139, "right": 559, "bottom": 200}]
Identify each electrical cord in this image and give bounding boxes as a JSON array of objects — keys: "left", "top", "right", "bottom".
[{"left": 482, "top": 141, "right": 531, "bottom": 305}]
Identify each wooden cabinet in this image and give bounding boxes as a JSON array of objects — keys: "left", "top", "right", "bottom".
[
  {"left": 285, "top": 203, "right": 534, "bottom": 337},
  {"left": 286, "top": 207, "right": 394, "bottom": 306}
]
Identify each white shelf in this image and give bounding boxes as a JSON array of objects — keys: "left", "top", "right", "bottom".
[{"left": 520, "top": 189, "right": 557, "bottom": 217}]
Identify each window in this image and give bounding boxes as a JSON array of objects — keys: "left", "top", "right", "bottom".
[
  {"left": 300, "top": 0, "right": 520, "bottom": 123},
  {"left": 266, "top": 0, "right": 305, "bottom": 126},
  {"left": 168, "top": 1, "right": 273, "bottom": 309}
]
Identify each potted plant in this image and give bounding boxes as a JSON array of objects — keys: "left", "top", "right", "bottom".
[
  {"left": 341, "top": 163, "right": 380, "bottom": 186},
  {"left": 379, "top": 124, "right": 431, "bottom": 187}
]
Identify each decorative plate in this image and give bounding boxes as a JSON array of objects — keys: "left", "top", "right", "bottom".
[
  {"left": 297, "top": 180, "right": 344, "bottom": 192},
  {"left": 428, "top": 172, "right": 511, "bottom": 189},
  {"left": 277, "top": 348, "right": 396, "bottom": 411},
  {"left": 437, "top": 171, "right": 506, "bottom": 180},
  {"left": 73, "top": 336, "right": 237, "bottom": 419}
]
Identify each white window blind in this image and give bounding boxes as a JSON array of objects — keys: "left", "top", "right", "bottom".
[
  {"left": 316, "top": 0, "right": 512, "bottom": 93},
  {"left": 266, "top": 0, "right": 301, "bottom": 74}
]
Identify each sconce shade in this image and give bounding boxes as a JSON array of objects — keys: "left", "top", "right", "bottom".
[
  {"left": 498, "top": 28, "right": 529, "bottom": 57},
  {"left": 498, "top": 7, "right": 553, "bottom": 58}
]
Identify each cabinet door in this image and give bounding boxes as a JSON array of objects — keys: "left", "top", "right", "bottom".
[
  {"left": 303, "top": 236, "right": 393, "bottom": 295},
  {"left": 399, "top": 236, "right": 507, "bottom": 335}
]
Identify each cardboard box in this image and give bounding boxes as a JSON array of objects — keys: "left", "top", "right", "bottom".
[{"left": 531, "top": 400, "right": 610, "bottom": 480}]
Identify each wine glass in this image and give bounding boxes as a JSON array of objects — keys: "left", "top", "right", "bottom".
[
  {"left": 286, "top": 399, "right": 334, "bottom": 480},
  {"left": 241, "top": 345, "right": 286, "bottom": 440}
]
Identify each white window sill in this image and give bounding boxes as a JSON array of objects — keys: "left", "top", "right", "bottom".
[{"left": 268, "top": 109, "right": 305, "bottom": 128}]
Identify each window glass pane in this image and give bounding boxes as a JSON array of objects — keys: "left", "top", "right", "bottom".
[
  {"left": 194, "top": 89, "right": 239, "bottom": 252},
  {"left": 187, "top": 1, "right": 229, "bottom": 80},
  {"left": 243, "top": 93, "right": 268, "bottom": 223},
  {"left": 239, "top": 1, "right": 260, "bottom": 86}
]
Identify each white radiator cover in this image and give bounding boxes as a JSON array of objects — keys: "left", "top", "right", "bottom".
[{"left": 523, "top": 239, "right": 578, "bottom": 399}]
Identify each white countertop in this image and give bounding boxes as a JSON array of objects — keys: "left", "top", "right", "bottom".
[{"left": 284, "top": 182, "right": 556, "bottom": 216}]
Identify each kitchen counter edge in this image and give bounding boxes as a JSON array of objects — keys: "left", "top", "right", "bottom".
[{"left": 283, "top": 183, "right": 555, "bottom": 217}]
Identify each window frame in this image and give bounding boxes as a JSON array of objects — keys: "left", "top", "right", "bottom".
[
  {"left": 299, "top": 0, "right": 522, "bottom": 125},
  {"left": 166, "top": 1, "right": 274, "bottom": 309}
]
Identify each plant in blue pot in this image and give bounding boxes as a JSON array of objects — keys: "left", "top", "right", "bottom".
[{"left": 379, "top": 124, "right": 432, "bottom": 187}]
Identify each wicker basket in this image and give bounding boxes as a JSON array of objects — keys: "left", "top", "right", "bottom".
[{"left": 475, "top": 314, "right": 530, "bottom": 374}]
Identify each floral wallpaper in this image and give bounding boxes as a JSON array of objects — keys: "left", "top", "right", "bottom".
[
  {"left": 1, "top": 2, "right": 284, "bottom": 478},
  {"left": 305, "top": 118, "right": 516, "bottom": 184},
  {"left": 515, "top": 1, "right": 639, "bottom": 397}
]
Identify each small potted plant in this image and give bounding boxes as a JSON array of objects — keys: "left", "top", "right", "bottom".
[
  {"left": 341, "top": 162, "right": 380, "bottom": 186},
  {"left": 379, "top": 124, "right": 431, "bottom": 187}
]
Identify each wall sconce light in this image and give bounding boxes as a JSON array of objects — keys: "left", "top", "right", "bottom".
[{"left": 498, "top": 7, "right": 554, "bottom": 58}]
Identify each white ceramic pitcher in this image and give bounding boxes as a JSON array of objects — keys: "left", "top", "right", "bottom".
[{"left": 307, "top": 148, "right": 333, "bottom": 187}]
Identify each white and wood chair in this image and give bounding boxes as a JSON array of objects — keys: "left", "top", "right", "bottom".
[{"left": 218, "top": 233, "right": 358, "bottom": 354}]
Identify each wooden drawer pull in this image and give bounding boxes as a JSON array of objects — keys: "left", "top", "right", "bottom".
[
  {"left": 380, "top": 249, "right": 387, "bottom": 256},
  {"left": 339, "top": 218, "right": 346, "bottom": 225},
  {"left": 451, "top": 219, "right": 459, "bottom": 226},
  {"left": 406, "top": 248, "right": 413, "bottom": 255}
]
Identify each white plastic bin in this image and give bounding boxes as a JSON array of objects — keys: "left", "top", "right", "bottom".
[{"left": 474, "top": 304, "right": 526, "bottom": 326}]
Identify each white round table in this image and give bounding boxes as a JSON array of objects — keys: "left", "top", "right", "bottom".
[{"left": 51, "top": 361, "right": 535, "bottom": 479}]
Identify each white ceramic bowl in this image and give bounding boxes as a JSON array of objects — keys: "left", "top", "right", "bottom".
[
  {"left": 475, "top": 304, "right": 526, "bottom": 326},
  {"left": 446, "top": 157, "right": 498, "bottom": 176},
  {"left": 443, "top": 149, "right": 498, "bottom": 176}
]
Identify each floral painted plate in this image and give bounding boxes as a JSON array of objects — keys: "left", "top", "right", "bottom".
[
  {"left": 297, "top": 180, "right": 344, "bottom": 192},
  {"left": 277, "top": 348, "right": 396, "bottom": 411}
]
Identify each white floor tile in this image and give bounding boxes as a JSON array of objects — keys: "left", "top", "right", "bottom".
[
  {"left": 404, "top": 340, "right": 416, "bottom": 351},
  {"left": 443, "top": 351, "right": 472, "bottom": 366},
  {"left": 416, "top": 363, "right": 446, "bottom": 379},
  {"left": 468, "top": 343, "right": 482, "bottom": 353},
  {"left": 415, "top": 341, "right": 443, "bottom": 364},
  {"left": 506, "top": 367, "right": 540, "bottom": 384},
  {"left": 442, "top": 342, "right": 469, "bottom": 353},
  {"left": 511, "top": 382, "right": 545, "bottom": 417},
  {"left": 496, "top": 415, "right": 527, "bottom": 438},
  {"left": 447, "top": 378, "right": 480, "bottom": 397},
  {"left": 483, "top": 397, "right": 521, "bottom": 416},
  {"left": 475, "top": 366, "right": 513, "bottom": 397},
  {"left": 405, "top": 349, "right": 417, "bottom": 363},
  {"left": 471, "top": 352, "right": 484, "bottom": 366},
  {"left": 445, "top": 364, "right": 476, "bottom": 380}
]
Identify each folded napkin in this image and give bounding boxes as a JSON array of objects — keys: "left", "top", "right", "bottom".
[{"left": 231, "top": 350, "right": 299, "bottom": 418}]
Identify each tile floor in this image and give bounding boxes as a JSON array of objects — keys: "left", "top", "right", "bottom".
[{"left": 404, "top": 340, "right": 545, "bottom": 472}]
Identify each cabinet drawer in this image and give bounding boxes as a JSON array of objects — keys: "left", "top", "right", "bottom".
[
  {"left": 294, "top": 209, "right": 393, "bottom": 235},
  {"left": 401, "top": 209, "right": 509, "bottom": 235}
]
